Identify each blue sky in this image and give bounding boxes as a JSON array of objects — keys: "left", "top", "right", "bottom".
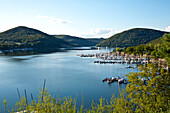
[{"left": 0, "top": 0, "right": 170, "bottom": 38}]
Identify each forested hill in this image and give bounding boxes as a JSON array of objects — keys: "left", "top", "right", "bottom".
[
  {"left": 0, "top": 26, "right": 69, "bottom": 50},
  {"left": 54, "top": 35, "right": 105, "bottom": 47},
  {"left": 147, "top": 37, "right": 163, "bottom": 45},
  {"left": 96, "top": 28, "right": 168, "bottom": 47}
]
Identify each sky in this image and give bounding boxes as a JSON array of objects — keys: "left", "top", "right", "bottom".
[{"left": 0, "top": 0, "right": 170, "bottom": 38}]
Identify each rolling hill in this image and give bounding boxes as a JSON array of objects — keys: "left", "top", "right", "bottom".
[
  {"left": 96, "top": 28, "right": 168, "bottom": 47},
  {"left": 54, "top": 35, "right": 105, "bottom": 47},
  {"left": 0, "top": 26, "right": 70, "bottom": 51}
]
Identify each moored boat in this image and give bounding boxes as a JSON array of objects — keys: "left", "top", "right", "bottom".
[
  {"left": 102, "top": 77, "right": 109, "bottom": 82},
  {"left": 126, "top": 65, "right": 132, "bottom": 68},
  {"left": 115, "top": 76, "right": 121, "bottom": 81},
  {"left": 118, "top": 78, "right": 125, "bottom": 84}
]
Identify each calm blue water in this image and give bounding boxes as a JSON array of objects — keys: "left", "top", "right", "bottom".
[{"left": 0, "top": 48, "right": 138, "bottom": 111}]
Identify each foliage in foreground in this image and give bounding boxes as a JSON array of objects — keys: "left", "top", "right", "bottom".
[
  {"left": 125, "top": 64, "right": 170, "bottom": 112},
  {"left": 2, "top": 63, "right": 169, "bottom": 113}
]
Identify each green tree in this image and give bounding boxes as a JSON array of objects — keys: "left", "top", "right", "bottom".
[
  {"left": 126, "top": 46, "right": 134, "bottom": 54},
  {"left": 136, "top": 45, "right": 144, "bottom": 55},
  {"left": 158, "top": 33, "right": 170, "bottom": 66},
  {"left": 110, "top": 64, "right": 170, "bottom": 113},
  {"left": 144, "top": 45, "right": 151, "bottom": 54},
  {"left": 116, "top": 47, "right": 122, "bottom": 56},
  {"left": 125, "top": 64, "right": 170, "bottom": 112},
  {"left": 116, "top": 47, "right": 121, "bottom": 52},
  {"left": 123, "top": 47, "right": 127, "bottom": 53}
]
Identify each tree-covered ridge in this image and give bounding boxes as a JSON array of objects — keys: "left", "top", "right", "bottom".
[
  {"left": 0, "top": 26, "right": 69, "bottom": 50},
  {"left": 87, "top": 38, "right": 105, "bottom": 45},
  {"left": 122, "top": 33, "right": 170, "bottom": 62},
  {"left": 96, "top": 28, "right": 168, "bottom": 47},
  {"left": 147, "top": 37, "right": 162, "bottom": 45},
  {"left": 54, "top": 35, "right": 105, "bottom": 47}
]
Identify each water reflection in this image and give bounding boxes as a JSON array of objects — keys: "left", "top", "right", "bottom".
[
  {"left": 10, "top": 55, "right": 40, "bottom": 61},
  {"left": 0, "top": 47, "right": 114, "bottom": 56},
  {"left": 1, "top": 49, "right": 66, "bottom": 56}
]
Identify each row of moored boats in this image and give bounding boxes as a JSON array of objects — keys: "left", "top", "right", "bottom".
[
  {"left": 102, "top": 76, "right": 127, "bottom": 84},
  {"left": 94, "top": 60, "right": 148, "bottom": 64}
]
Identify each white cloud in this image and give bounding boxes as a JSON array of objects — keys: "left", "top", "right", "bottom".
[
  {"left": 82, "top": 28, "right": 119, "bottom": 38},
  {"left": 92, "top": 29, "right": 112, "bottom": 35},
  {"left": 54, "top": 19, "right": 71, "bottom": 24},
  {"left": 37, "top": 15, "right": 71, "bottom": 24},
  {"left": 165, "top": 26, "right": 170, "bottom": 32}
]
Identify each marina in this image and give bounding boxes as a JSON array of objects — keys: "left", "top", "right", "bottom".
[
  {"left": 94, "top": 60, "right": 147, "bottom": 65},
  {"left": 78, "top": 52, "right": 151, "bottom": 65},
  {"left": 77, "top": 51, "right": 143, "bottom": 87}
]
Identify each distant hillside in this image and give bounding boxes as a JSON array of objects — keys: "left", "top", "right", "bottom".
[
  {"left": 54, "top": 35, "right": 105, "bottom": 47},
  {"left": 96, "top": 28, "right": 168, "bottom": 47},
  {"left": 0, "top": 26, "right": 69, "bottom": 50},
  {"left": 87, "top": 38, "right": 105, "bottom": 45}
]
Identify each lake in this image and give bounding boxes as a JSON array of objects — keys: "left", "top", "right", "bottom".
[{"left": 0, "top": 48, "right": 138, "bottom": 112}]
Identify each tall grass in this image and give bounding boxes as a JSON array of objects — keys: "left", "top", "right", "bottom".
[{"left": 2, "top": 88, "right": 123, "bottom": 113}]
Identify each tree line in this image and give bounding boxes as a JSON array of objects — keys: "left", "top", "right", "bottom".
[{"left": 115, "top": 33, "right": 170, "bottom": 65}]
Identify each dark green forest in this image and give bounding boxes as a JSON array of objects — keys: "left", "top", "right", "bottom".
[
  {"left": 96, "top": 28, "right": 168, "bottom": 47},
  {"left": 147, "top": 37, "right": 162, "bottom": 45},
  {"left": 0, "top": 26, "right": 69, "bottom": 51},
  {"left": 54, "top": 35, "right": 105, "bottom": 47},
  {"left": 0, "top": 26, "right": 104, "bottom": 51}
]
